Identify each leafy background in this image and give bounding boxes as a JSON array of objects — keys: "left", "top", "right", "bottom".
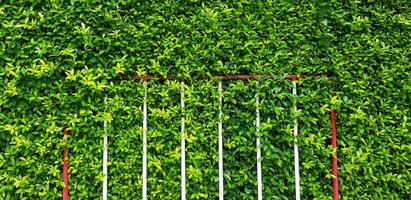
[{"left": 0, "top": 0, "right": 410, "bottom": 199}]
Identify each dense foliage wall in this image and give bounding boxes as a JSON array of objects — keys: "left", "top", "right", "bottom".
[{"left": 0, "top": 0, "right": 410, "bottom": 199}]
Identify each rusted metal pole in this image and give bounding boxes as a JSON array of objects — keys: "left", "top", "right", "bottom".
[
  {"left": 63, "top": 128, "right": 69, "bottom": 200},
  {"left": 330, "top": 110, "right": 339, "bottom": 200}
]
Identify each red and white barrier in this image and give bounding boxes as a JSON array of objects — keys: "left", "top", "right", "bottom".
[{"left": 61, "top": 74, "right": 339, "bottom": 200}]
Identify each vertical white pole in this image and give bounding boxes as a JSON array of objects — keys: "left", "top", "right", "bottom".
[
  {"left": 218, "top": 81, "right": 224, "bottom": 200},
  {"left": 292, "top": 81, "right": 301, "bottom": 200},
  {"left": 180, "top": 81, "right": 186, "bottom": 200},
  {"left": 142, "top": 81, "right": 148, "bottom": 200},
  {"left": 103, "top": 95, "right": 108, "bottom": 200},
  {"left": 256, "top": 81, "right": 262, "bottom": 200}
]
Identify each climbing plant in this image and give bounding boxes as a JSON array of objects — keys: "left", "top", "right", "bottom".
[{"left": 0, "top": 0, "right": 410, "bottom": 199}]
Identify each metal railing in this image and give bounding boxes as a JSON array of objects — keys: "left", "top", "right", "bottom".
[{"left": 62, "top": 74, "right": 339, "bottom": 200}]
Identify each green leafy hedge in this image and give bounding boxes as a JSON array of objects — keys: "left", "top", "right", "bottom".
[{"left": 0, "top": 0, "right": 410, "bottom": 199}]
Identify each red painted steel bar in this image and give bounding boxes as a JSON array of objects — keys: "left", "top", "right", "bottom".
[
  {"left": 128, "top": 74, "right": 305, "bottom": 81},
  {"left": 63, "top": 128, "right": 69, "bottom": 200},
  {"left": 330, "top": 110, "right": 339, "bottom": 200}
]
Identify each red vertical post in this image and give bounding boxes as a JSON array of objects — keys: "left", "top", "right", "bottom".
[
  {"left": 330, "top": 110, "right": 339, "bottom": 200},
  {"left": 63, "top": 128, "right": 69, "bottom": 200}
]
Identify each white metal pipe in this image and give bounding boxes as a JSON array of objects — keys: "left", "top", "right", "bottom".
[
  {"left": 218, "top": 81, "right": 224, "bottom": 200},
  {"left": 292, "top": 81, "right": 301, "bottom": 200},
  {"left": 181, "top": 81, "right": 186, "bottom": 200},
  {"left": 142, "top": 81, "right": 148, "bottom": 200},
  {"left": 103, "top": 95, "right": 108, "bottom": 200},
  {"left": 256, "top": 81, "right": 262, "bottom": 200}
]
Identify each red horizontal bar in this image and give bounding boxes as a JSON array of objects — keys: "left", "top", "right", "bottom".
[
  {"left": 126, "top": 74, "right": 305, "bottom": 81},
  {"left": 287, "top": 75, "right": 302, "bottom": 81}
]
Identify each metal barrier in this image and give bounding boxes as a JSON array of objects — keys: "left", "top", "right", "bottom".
[{"left": 62, "top": 74, "right": 339, "bottom": 200}]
